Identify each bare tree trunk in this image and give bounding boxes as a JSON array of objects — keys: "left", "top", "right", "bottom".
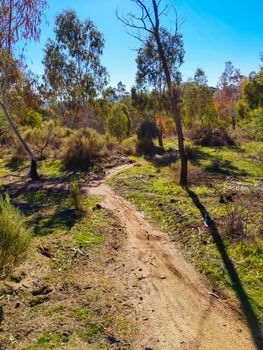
[
  {"left": 151, "top": 0, "right": 187, "bottom": 186},
  {"left": 0, "top": 99, "right": 40, "bottom": 181},
  {"left": 158, "top": 129, "right": 164, "bottom": 148},
  {"left": 158, "top": 116, "right": 164, "bottom": 148},
  {"left": 171, "top": 92, "right": 187, "bottom": 186}
]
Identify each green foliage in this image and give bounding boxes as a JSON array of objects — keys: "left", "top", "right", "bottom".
[
  {"left": 236, "top": 100, "right": 249, "bottom": 120},
  {"left": 136, "top": 119, "right": 159, "bottom": 156},
  {"left": 0, "top": 195, "right": 31, "bottom": 279},
  {"left": 21, "top": 109, "right": 42, "bottom": 128},
  {"left": 242, "top": 70, "right": 263, "bottom": 110},
  {"left": 69, "top": 180, "right": 82, "bottom": 212},
  {"left": 237, "top": 68, "right": 263, "bottom": 140},
  {"left": 62, "top": 128, "right": 106, "bottom": 170},
  {"left": 244, "top": 108, "right": 263, "bottom": 141},
  {"left": 121, "top": 135, "right": 137, "bottom": 155},
  {"left": 43, "top": 9, "right": 108, "bottom": 126},
  {"left": 181, "top": 69, "right": 217, "bottom": 128},
  {"left": 136, "top": 28, "right": 184, "bottom": 89},
  {"left": 106, "top": 103, "right": 130, "bottom": 140},
  {"left": 25, "top": 333, "right": 68, "bottom": 350}
]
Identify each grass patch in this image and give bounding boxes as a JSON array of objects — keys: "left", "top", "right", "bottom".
[{"left": 25, "top": 332, "right": 69, "bottom": 350}]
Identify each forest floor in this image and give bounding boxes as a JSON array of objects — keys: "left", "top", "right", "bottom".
[{"left": 0, "top": 140, "right": 262, "bottom": 349}]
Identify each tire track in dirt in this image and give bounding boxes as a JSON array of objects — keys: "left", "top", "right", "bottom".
[{"left": 84, "top": 164, "right": 256, "bottom": 350}]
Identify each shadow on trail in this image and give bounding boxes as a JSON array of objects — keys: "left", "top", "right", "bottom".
[{"left": 185, "top": 188, "right": 263, "bottom": 349}]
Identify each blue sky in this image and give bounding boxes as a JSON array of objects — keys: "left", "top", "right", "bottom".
[{"left": 24, "top": 0, "right": 263, "bottom": 89}]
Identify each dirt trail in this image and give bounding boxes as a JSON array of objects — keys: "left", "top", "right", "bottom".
[{"left": 85, "top": 164, "right": 256, "bottom": 350}]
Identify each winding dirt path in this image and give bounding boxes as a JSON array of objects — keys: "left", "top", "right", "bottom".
[{"left": 85, "top": 164, "right": 256, "bottom": 350}]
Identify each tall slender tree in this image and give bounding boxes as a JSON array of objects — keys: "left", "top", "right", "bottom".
[
  {"left": 117, "top": 0, "right": 188, "bottom": 186},
  {"left": 214, "top": 61, "right": 243, "bottom": 129},
  {"left": 0, "top": 0, "right": 47, "bottom": 180}
]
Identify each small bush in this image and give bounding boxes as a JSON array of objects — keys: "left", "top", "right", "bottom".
[
  {"left": 0, "top": 195, "right": 31, "bottom": 279},
  {"left": 189, "top": 127, "right": 235, "bottom": 146},
  {"left": 21, "top": 109, "right": 43, "bottom": 128},
  {"left": 136, "top": 120, "right": 159, "bottom": 156},
  {"left": 223, "top": 201, "right": 246, "bottom": 238},
  {"left": 224, "top": 199, "right": 249, "bottom": 238},
  {"left": 62, "top": 129, "right": 106, "bottom": 170},
  {"left": 104, "top": 134, "right": 119, "bottom": 152},
  {"left": 121, "top": 135, "right": 136, "bottom": 155},
  {"left": 70, "top": 180, "right": 83, "bottom": 212},
  {"left": 105, "top": 103, "right": 131, "bottom": 140}
]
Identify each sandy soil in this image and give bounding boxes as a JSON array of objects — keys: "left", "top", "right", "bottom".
[{"left": 85, "top": 164, "right": 256, "bottom": 350}]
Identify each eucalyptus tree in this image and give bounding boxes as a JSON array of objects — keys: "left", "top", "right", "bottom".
[
  {"left": 0, "top": 0, "right": 47, "bottom": 180},
  {"left": 117, "top": 0, "right": 188, "bottom": 186},
  {"left": 214, "top": 61, "right": 243, "bottom": 129},
  {"left": 43, "top": 9, "right": 108, "bottom": 127},
  {"left": 181, "top": 68, "right": 217, "bottom": 128}
]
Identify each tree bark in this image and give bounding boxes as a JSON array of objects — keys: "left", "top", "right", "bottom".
[
  {"left": 158, "top": 130, "right": 164, "bottom": 148},
  {"left": 0, "top": 99, "right": 40, "bottom": 181},
  {"left": 158, "top": 119, "right": 164, "bottom": 148}
]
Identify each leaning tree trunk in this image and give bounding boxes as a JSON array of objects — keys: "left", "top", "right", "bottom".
[
  {"left": 152, "top": 37, "right": 187, "bottom": 185},
  {"left": 0, "top": 100, "right": 40, "bottom": 181}
]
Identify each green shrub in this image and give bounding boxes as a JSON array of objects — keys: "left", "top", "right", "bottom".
[
  {"left": 121, "top": 135, "right": 136, "bottom": 155},
  {"left": 104, "top": 134, "right": 119, "bottom": 152},
  {"left": 62, "top": 128, "right": 106, "bottom": 170},
  {"left": 70, "top": 180, "right": 82, "bottom": 212},
  {"left": 106, "top": 103, "right": 130, "bottom": 140},
  {"left": 246, "top": 108, "right": 263, "bottom": 141},
  {"left": 21, "top": 109, "right": 43, "bottom": 128},
  {"left": 0, "top": 195, "right": 31, "bottom": 279},
  {"left": 136, "top": 120, "right": 159, "bottom": 156}
]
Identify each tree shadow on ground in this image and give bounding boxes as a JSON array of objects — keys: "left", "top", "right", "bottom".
[
  {"left": 187, "top": 147, "right": 212, "bottom": 167},
  {"left": 146, "top": 148, "right": 179, "bottom": 167},
  {"left": 28, "top": 208, "right": 79, "bottom": 236},
  {"left": 186, "top": 146, "right": 251, "bottom": 177},
  {"left": 0, "top": 185, "right": 78, "bottom": 236},
  {"left": 205, "top": 159, "right": 249, "bottom": 177},
  {"left": 185, "top": 187, "right": 263, "bottom": 349},
  {"left": 5, "top": 159, "right": 28, "bottom": 172}
]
